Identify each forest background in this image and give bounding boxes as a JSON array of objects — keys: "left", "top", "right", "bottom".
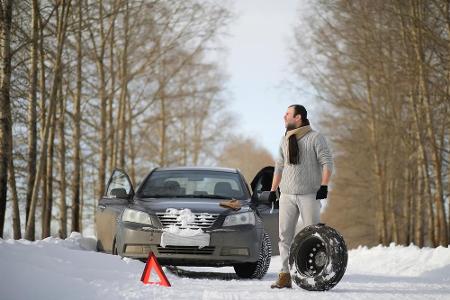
[{"left": 0, "top": 0, "right": 448, "bottom": 249}]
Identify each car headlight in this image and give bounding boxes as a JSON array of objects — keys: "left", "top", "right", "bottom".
[
  {"left": 223, "top": 212, "right": 255, "bottom": 227},
  {"left": 122, "top": 208, "right": 153, "bottom": 225}
]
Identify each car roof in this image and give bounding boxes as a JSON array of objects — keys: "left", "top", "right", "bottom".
[{"left": 154, "top": 166, "right": 239, "bottom": 173}]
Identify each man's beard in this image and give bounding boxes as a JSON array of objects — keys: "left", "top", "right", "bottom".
[{"left": 286, "top": 122, "right": 299, "bottom": 131}]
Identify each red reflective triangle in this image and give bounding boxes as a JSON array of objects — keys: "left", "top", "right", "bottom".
[{"left": 140, "top": 252, "right": 171, "bottom": 287}]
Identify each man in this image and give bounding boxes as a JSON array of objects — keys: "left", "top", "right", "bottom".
[{"left": 269, "top": 104, "right": 333, "bottom": 289}]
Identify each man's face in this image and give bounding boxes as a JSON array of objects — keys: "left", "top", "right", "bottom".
[{"left": 284, "top": 106, "right": 301, "bottom": 130}]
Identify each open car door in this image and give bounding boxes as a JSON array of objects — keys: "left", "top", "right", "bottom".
[
  {"left": 250, "top": 166, "right": 279, "bottom": 255},
  {"left": 96, "top": 169, "right": 134, "bottom": 253}
]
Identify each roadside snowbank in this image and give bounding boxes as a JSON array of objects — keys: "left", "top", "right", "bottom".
[{"left": 0, "top": 235, "right": 449, "bottom": 300}]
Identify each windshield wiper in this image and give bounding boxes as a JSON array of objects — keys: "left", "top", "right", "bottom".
[
  {"left": 183, "top": 194, "right": 234, "bottom": 199},
  {"left": 140, "top": 194, "right": 237, "bottom": 199},
  {"left": 140, "top": 194, "right": 169, "bottom": 198}
]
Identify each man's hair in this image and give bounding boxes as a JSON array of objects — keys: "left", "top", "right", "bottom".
[{"left": 289, "top": 104, "right": 310, "bottom": 126}]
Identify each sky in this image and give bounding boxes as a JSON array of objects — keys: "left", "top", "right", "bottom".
[{"left": 225, "top": 0, "right": 316, "bottom": 158}]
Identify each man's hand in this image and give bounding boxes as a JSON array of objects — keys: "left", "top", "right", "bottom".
[
  {"left": 316, "top": 185, "right": 328, "bottom": 200},
  {"left": 268, "top": 191, "right": 277, "bottom": 203}
]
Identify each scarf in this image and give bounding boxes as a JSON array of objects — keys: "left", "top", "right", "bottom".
[{"left": 285, "top": 125, "right": 312, "bottom": 164}]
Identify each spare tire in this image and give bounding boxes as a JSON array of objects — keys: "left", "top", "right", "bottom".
[{"left": 289, "top": 223, "right": 347, "bottom": 291}]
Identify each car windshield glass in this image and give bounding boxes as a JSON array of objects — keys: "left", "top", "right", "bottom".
[{"left": 138, "top": 170, "right": 248, "bottom": 200}]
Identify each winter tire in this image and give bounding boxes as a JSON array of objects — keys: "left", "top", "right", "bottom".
[
  {"left": 96, "top": 240, "right": 102, "bottom": 252},
  {"left": 289, "top": 223, "right": 347, "bottom": 291},
  {"left": 112, "top": 237, "right": 118, "bottom": 255},
  {"left": 234, "top": 231, "right": 272, "bottom": 279}
]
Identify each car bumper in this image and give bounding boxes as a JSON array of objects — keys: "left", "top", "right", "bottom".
[{"left": 115, "top": 222, "right": 262, "bottom": 266}]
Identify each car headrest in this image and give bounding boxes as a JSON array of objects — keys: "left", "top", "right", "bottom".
[
  {"left": 214, "top": 182, "right": 232, "bottom": 196},
  {"left": 164, "top": 180, "right": 180, "bottom": 189}
]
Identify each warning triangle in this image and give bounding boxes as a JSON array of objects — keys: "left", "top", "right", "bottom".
[{"left": 140, "top": 252, "right": 171, "bottom": 287}]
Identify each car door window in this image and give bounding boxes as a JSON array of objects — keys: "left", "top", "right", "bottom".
[
  {"left": 250, "top": 166, "right": 274, "bottom": 193},
  {"left": 106, "top": 170, "right": 133, "bottom": 198}
]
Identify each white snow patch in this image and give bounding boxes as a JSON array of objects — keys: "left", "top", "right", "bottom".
[
  {"left": 160, "top": 208, "right": 210, "bottom": 248},
  {"left": 163, "top": 225, "right": 205, "bottom": 237},
  {"left": 1, "top": 236, "right": 450, "bottom": 300}
]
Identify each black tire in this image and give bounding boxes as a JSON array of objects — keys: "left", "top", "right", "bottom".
[
  {"left": 112, "top": 238, "right": 118, "bottom": 255},
  {"left": 289, "top": 223, "right": 347, "bottom": 291},
  {"left": 96, "top": 240, "right": 103, "bottom": 252},
  {"left": 234, "top": 231, "right": 271, "bottom": 279}
]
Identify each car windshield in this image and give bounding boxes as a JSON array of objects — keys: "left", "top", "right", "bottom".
[{"left": 137, "top": 170, "right": 248, "bottom": 200}]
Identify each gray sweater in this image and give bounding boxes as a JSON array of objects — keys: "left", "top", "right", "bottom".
[{"left": 274, "top": 130, "right": 333, "bottom": 195}]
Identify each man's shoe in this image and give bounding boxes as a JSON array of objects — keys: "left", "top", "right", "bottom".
[{"left": 270, "top": 272, "right": 292, "bottom": 289}]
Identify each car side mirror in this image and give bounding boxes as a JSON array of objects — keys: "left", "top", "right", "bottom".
[{"left": 110, "top": 188, "right": 131, "bottom": 199}]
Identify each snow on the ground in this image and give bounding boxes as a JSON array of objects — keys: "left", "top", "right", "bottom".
[{"left": 1, "top": 233, "right": 449, "bottom": 300}]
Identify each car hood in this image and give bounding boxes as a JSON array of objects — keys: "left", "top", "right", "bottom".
[{"left": 132, "top": 197, "right": 252, "bottom": 215}]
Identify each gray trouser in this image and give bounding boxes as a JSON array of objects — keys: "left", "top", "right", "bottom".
[{"left": 278, "top": 193, "right": 320, "bottom": 273}]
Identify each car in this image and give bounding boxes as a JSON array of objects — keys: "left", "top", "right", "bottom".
[{"left": 95, "top": 166, "right": 279, "bottom": 279}]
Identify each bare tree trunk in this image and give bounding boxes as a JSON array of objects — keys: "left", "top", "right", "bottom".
[
  {"left": 118, "top": 95, "right": 127, "bottom": 169},
  {"left": 42, "top": 96, "right": 56, "bottom": 238},
  {"left": 98, "top": 63, "right": 107, "bottom": 197},
  {"left": 6, "top": 38, "right": 20, "bottom": 238},
  {"left": 159, "top": 90, "right": 167, "bottom": 167},
  {"left": 29, "top": 5, "right": 48, "bottom": 240},
  {"left": 118, "top": 1, "right": 129, "bottom": 169},
  {"left": 388, "top": 180, "right": 399, "bottom": 244},
  {"left": 117, "top": 84, "right": 126, "bottom": 168},
  {"left": 116, "top": 82, "right": 124, "bottom": 167},
  {"left": 404, "top": 167, "right": 412, "bottom": 245},
  {"left": 408, "top": 88, "right": 435, "bottom": 246},
  {"left": 127, "top": 95, "right": 136, "bottom": 185},
  {"left": 410, "top": 0, "right": 448, "bottom": 245},
  {"left": 79, "top": 160, "right": 84, "bottom": 233},
  {"left": 96, "top": 0, "right": 108, "bottom": 198},
  {"left": 39, "top": 6, "right": 49, "bottom": 240},
  {"left": 26, "top": 0, "right": 39, "bottom": 235},
  {"left": 0, "top": 0, "right": 13, "bottom": 238},
  {"left": 26, "top": 0, "right": 72, "bottom": 240},
  {"left": 444, "top": 0, "right": 450, "bottom": 240},
  {"left": 397, "top": 1, "right": 428, "bottom": 246},
  {"left": 58, "top": 86, "right": 67, "bottom": 238},
  {"left": 366, "top": 73, "right": 387, "bottom": 245},
  {"left": 181, "top": 111, "right": 188, "bottom": 165},
  {"left": 415, "top": 163, "right": 424, "bottom": 247},
  {"left": 108, "top": 0, "right": 117, "bottom": 173},
  {"left": 8, "top": 134, "right": 20, "bottom": 239},
  {"left": 447, "top": 149, "right": 450, "bottom": 236},
  {"left": 71, "top": 0, "right": 82, "bottom": 233}
]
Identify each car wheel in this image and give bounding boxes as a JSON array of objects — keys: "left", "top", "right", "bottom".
[
  {"left": 96, "top": 239, "right": 102, "bottom": 252},
  {"left": 234, "top": 231, "right": 271, "bottom": 279},
  {"left": 112, "top": 238, "right": 118, "bottom": 255},
  {"left": 289, "top": 223, "right": 347, "bottom": 291}
]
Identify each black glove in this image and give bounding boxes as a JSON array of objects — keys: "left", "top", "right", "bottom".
[
  {"left": 268, "top": 191, "right": 277, "bottom": 203},
  {"left": 316, "top": 185, "right": 328, "bottom": 200}
]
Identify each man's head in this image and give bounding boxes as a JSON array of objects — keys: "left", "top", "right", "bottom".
[{"left": 284, "top": 104, "right": 309, "bottom": 130}]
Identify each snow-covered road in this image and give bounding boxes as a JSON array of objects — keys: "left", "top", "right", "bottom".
[{"left": 1, "top": 233, "right": 449, "bottom": 300}]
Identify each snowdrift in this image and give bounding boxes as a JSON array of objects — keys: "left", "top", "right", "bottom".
[{"left": 0, "top": 234, "right": 449, "bottom": 300}]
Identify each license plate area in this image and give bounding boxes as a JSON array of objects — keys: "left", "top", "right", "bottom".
[{"left": 160, "top": 231, "right": 210, "bottom": 249}]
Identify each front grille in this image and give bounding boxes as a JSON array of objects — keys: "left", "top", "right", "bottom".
[
  {"left": 156, "top": 212, "right": 219, "bottom": 229},
  {"left": 157, "top": 245, "right": 215, "bottom": 255}
]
